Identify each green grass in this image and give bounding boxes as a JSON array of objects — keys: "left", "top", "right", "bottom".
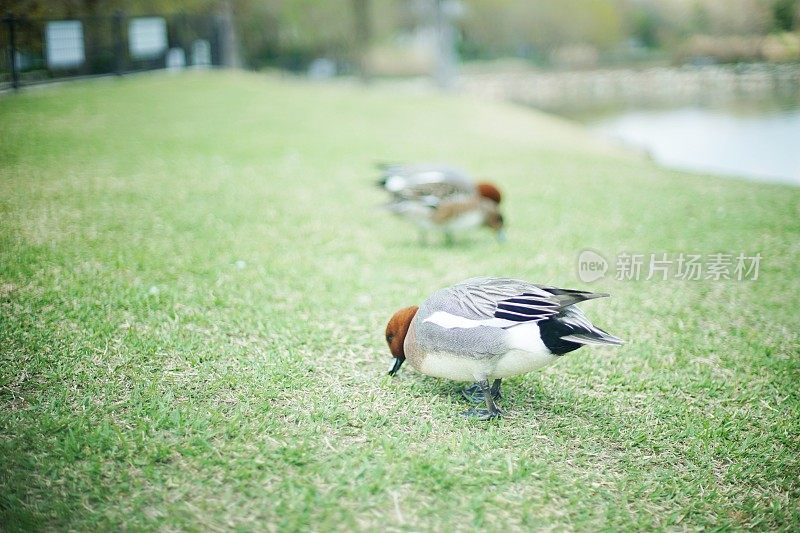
[{"left": 1, "top": 71, "right": 799, "bottom": 531}]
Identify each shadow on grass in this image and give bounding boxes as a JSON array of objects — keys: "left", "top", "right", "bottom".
[
  {"left": 396, "top": 372, "right": 638, "bottom": 434},
  {"left": 393, "top": 234, "right": 501, "bottom": 250},
  {"left": 399, "top": 374, "right": 563, "bottom": 414}
]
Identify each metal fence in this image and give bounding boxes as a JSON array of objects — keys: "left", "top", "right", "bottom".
[{"left": 1, "top": 12, "right": 223, "bottom": 91}]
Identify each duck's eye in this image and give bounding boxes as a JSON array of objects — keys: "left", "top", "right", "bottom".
[{"left": 386, "top": 334, "right": 394, "bottom": 343}]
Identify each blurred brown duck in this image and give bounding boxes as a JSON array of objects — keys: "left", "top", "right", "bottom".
[{"left": 377, "top": 163, "right": 505, "bottom": 245}]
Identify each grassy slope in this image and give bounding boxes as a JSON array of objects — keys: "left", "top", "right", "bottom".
[{"left": 1, "top": 72, "right": 798, "bottom": 531}]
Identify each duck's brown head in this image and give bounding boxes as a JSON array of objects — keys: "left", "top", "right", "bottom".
[
  {"left": 385, "top": 305, "right": 418, "bottom": 376},
  {"left": 476, "top": 182, "right": 502, "bottom": 204}
]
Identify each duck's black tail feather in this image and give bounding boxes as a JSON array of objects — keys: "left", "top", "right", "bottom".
[
  {"left": 539, "top": 286, "right": 610, "bottom": 309},
  {"left": 375, "top": 162, "right": 402, "bottom": 188},
  {"left": 561, "top": 329, "right": 624, "bottom": 346},
  {"left": 540, "top": 306, "right": 624, "bottom": 354}
]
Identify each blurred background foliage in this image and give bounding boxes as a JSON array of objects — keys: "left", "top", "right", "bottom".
[{"left": 5, "top": 0, "right": 800, "bottom": 71}]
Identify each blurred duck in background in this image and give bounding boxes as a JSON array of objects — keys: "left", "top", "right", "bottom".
[{"left": 377, "top": 163, "right": 505, "bottom": 245}]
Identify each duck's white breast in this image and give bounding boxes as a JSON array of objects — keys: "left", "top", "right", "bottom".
[
  {"left": 491, "top": 349, "right": 558, "bottom": 378},
  {"left": 441, "top": 210, "right": 484, "bottom": 231},
  {"left": 419, "top": 352, "right": 493, "bottom": 381},
  {"left": 493, "top": 322, "right": 558, "bottom": 377},
  {"left": 417, "top": 322, "right": 558, "bottom": 381}
]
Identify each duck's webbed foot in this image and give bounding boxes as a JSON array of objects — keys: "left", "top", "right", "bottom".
[
  {"left": 462, "top": 379, "right": 502, "bottom": 404},
  {"left": 460, "top": 406, "right": 503, "bottom": 420},
  {"left": 460, "top": 380, "right": 503, "bottom": 420}
]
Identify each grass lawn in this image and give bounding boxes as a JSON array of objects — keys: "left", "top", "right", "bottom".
[{"left": 1, "top": 71, "right": 799, "bottom": 531}]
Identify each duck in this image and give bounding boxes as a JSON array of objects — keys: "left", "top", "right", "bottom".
[
  {"left": 384, "top": 277, "right": 623, "bottom": 420},
  {"left": 376, "top": 164, "right": 505, "bottom": 244}
]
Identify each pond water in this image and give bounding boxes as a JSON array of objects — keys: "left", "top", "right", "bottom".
[{"left": 574, "top": 100, "right": 800, "bottom": 185}]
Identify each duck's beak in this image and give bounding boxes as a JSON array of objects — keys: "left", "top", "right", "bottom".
[
  {"left": 388, "top": 357, "right": 405, "bottom": 376},
  {"left": 496, "top": 229, "right": 507, "bottom": 243}
]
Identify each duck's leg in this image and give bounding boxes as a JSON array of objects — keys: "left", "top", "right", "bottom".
[
  {"left": 443, "top": 231, "right": 455, "bottom": 247},
  {"left": 460, "top": 379, "right": 503, "bottom": 420},
  {"left": 490, "top": 378, "right": 502, "bottom": 399},
  {"left": 461, "top": 379, "right": 502, "bottom": 404}
]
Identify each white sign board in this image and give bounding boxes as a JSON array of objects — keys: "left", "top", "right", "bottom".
[
  {"left": 191, "top": 40, "right": 211, "bottom": 68},
  {"left": 166, "top": 48, "right": 186, "bottom": 71},
  {"left": 45, "top": 21, "right": 85, "bottom": 69},
  {"left": 129, "top": 17, "right": 168, "bottom": 59}
]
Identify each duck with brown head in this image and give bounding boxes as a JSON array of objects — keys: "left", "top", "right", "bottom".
[
  {"left": 384, "top": 277, "right": 624, "bottom": 420},
  {"left": 377, "top": 164, "right": 506, "bottom": 244},
  {"left": 385, "top": 305, "right": 418, "bottom": 376}
]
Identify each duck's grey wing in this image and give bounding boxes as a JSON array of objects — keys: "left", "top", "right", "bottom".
[
  {"left": 402, "top": 181, "right": 474, "bottom": 207},
  {"left": 379, "top": 164, "right": 473, "bottom": 185},
  {"left": 379, "top": 164, "right": 475, "bottom": 206},
  {"left": 448, "top": 277, "right": 610, "bottom": 323}
]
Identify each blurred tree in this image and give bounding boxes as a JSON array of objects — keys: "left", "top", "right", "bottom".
[
  {"left": 352, "top": 0, "right": 372, "bottom": 80},
  {"left": 460, "top": 0, "right": 625, "bottom": 61},
  {"left": 691, "top": 2, "right": 712, "bottom": 35},
  {"left": 706, "top": 0, "right": 771, "bottom": 35},
  {"left": 771, "top": 0, "right": 799, "bottom": 31},
  {"left": 2, "top": 0, "right": 217, "bottom": 18},
  {"left": 235, "top": 0, "right": 400, "bottom": 70},
  {"left": 5, "top": 0, "right": 798, "bottom": 69},
  {"left": 631, "top": 6, "right": 661, "bottom": 48}
]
